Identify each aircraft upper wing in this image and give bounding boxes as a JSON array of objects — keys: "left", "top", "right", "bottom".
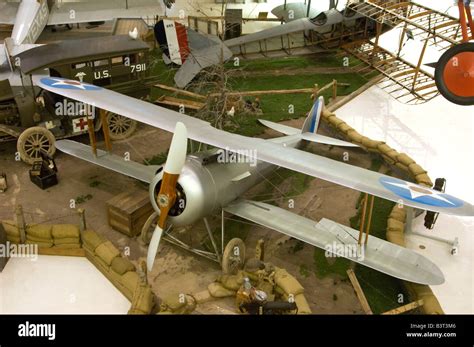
[
  {"left": 0, "top": 2, "right": 18, "bottom": 25},
  {"left": 37, "top": 77, "right": 474, "bottom": 217},
  {"left": 47, "top": 1, "right": 162, "bottom": 25},
  {"left": 224, "top": 199, "right": 444, "bottom": 285}
]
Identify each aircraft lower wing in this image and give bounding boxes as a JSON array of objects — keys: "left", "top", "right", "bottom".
[
  {"left": 224, "top": 199, "right": 444, "bottom": 285},
  {"left": 55, "top": 140, "right": 161, "bottom": 184},
  {"left": 47, "top": 1, "right": 163, "bottom": 25},
  {"left": 37, "top": 77, "right": 474, "bottom": 216}
]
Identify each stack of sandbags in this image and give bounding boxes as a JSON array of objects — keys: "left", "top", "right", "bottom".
[
  {"left": 128, "top": 283, "right": 155, "bottom": 314},
  {"left": 26, "top": 224, "right": 53, "bottom": 248},
  {"left": 274, "top": 268, "right": 311, "bottom": 314},
  {"left": 406, "top": 283, "right": 443, "bottom": 314},
  {"left": 158, "top": 294, "right": 196, "bottom": 314},
  {"left": 377, "top": 143, "right": 399, "bottom": 165},
  {"left": 52, "top": 224, "right": 81, "bottom": 249},
  {"left": 208, "top": 282, "right": 236, "bottom": 298},
  {"left": 386, "top": 206, "right": 407, "bottom": 247},
  {"left": 83, "top": 230, "right": 136, "bottom": 299},
  {"left": 2, "top": 220, "right": 20, "bottom": 244},
  {"left": 218, "top": 272, "right": 244, "bottom": 292}
]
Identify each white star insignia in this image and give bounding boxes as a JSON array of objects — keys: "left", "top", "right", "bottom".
[
  {"left": 50, "top": 78, "right": 87, "bottom": 90},
  {"left": 384, "top": 180, "right": 455, "bottom": 206}
]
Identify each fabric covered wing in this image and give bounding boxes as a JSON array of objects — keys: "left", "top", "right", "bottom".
[
  {"left": 224, "top": 199, "right": 444, "bottom": 285},
  {"left": 37, "top": 77, "right": 474, "bottom": 216},
  {"left": 48, "top": 1, "right": 162, "bottom": 25},
  {"left": 56, "top": 140, "right": 160, "bottom": 183}
]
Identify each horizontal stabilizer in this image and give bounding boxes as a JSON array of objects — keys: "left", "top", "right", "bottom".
[
  {"left": 224, "top": 199, "right": 445, "bottom": 285},
  {"left": 55, "top": 140, "right": 160, "bottom": 183},
  {"left": 258, "top": 119, "right": 300, "bottom": 135},
  {"left": 259, "top": 119, "right": 358, "bottom": 147},
  {"left": 302, "top": 133, "right": 359, "bottom": 147}
]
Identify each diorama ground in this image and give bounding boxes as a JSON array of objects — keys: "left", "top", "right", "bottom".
[{"left": 1, "top": 52, "right": 408, "bottom": 314}]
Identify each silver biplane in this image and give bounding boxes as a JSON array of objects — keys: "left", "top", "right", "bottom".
[{"left": 37, "top": 77, "right": 474, "bottom": 286}]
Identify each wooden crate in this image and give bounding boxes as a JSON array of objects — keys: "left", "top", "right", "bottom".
[{"left": 107, "top": 190, "right": 154, "bottom": 237}]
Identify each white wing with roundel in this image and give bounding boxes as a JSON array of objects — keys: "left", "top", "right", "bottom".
[{"left": 37, "top": 77, "right": 474, "bottom": 217}]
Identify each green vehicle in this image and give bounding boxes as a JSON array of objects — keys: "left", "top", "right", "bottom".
[{"left": 0, "top": 35, "right": 157, "bottom": 164}]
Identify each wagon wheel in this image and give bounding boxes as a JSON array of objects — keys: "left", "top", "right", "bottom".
[
  {"left": 222, "top": 238, "right": 246, "bottom": 275},
  {"left": 106, "top": 112, "right": 137, "bottom": 140},
  {"left": 17, "top": 127, "right": 56, "bottom": 165},
  {"left": 140, "top": 211, "right": 159, "bottom": 245}
]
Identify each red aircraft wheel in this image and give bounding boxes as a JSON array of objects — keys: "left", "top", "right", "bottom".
[{"left": 435, "top": 42, "right": 474, "bottom": 106}]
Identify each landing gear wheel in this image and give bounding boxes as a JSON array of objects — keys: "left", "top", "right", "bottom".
[
  {"left": 106, "top": 112, "right": 137, "bottom": 140},
  {"left": 222, "top": 238, "right": 246, "bottom": 275},
  {"left": 17, "top": 127, "right": 56, "bottom": 165},
  {"left": 140, "top": 211, "right": 159, "bottom": 245},
  {"left": 435, "top": 42, "right": 474, "bottom": 106}
]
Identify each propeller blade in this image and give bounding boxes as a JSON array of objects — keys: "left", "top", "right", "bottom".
[
  {"left": 164, "top": 122, "right": 187, "bottom": 174},
  {"left": 147, "top": 224, "right": 163, "bottom": 271}
]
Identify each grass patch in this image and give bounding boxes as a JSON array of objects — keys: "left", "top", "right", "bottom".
[
  {"left": 299, "top": 264, "right": 310, "bottom": 278},
  {"left": 313, "top": 249, "right": 351, "bottom": 279},
  {"left": 145, "top": 152, "right": 168, "bottom": 166},
  {"left": 89, "top": 180, "right": 101, "bottom": 188},
  {"left": 75, "top": 194, "right": 93, "bottom": 204}
]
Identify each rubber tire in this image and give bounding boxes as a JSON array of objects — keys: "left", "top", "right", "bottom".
[
  {"left": 17, "top": 127, "right": 56, "bottom": 165},
  {"left": 222, "top": 238, "right": 246, "bottom": 275},
  {"left": 140, "top": 211, "right": 159, "bottom": 245},
  {"left": 106, "top": 112, "right": 138, "bottom": 141},
  {"left": 434, "top": 42, "right": 474, "bottom": 106}
]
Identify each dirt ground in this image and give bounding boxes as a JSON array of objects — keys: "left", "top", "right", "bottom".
[{"left": 0, "top": 115, "right": 372, "bottom": 314}]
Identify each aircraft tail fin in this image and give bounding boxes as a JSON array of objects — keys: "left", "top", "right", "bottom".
[{"left": 302, "top": 96, "right": 324, "bottom": 134}]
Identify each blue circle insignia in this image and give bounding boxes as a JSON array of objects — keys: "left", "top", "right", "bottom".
[
  {"left": 379, "top": 176, "right": 463, "bottom": 208},
  {"left": 40, "top": 77, "right": 101, "bottom": 91}
]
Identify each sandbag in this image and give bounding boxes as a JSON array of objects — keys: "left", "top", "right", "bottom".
[
  {"left": 387, "top": 218, "right": 405, "bottom": 232},
  {"left": 396, "top": 153, "right": 415, "bottom": 167},
  {"left": 395, "top": 162, "right": 409, "bottom": 172},
  {"left": 377, "top": 143, "right": 393, "bottom": 154},
  {"left": 7, "top": 235, "right": 21, "bottom": 244},
  {"left": 346, "top": 130, "right": 363, "bottom": 144},
  {"left": 294, "top": 294, "right": 312, "bottom": 314},
  {"left": 121, "top": 271, "right": 140, "bottom": 293},
  {"left": 26, "top": 240, "right": 53, "bottom": 248},
  {"left": 389, "top": 207, "right": 407, "bottom": 222},
  {"left": 2, "top": 221, "right": 19, "bottom": 236},
  {"left": 52, "top": 224, "right": 80, "bottom": 239},
  {"left": 26, "top": 235, "right": 52, "bottom": 243},
  {"left": 54, "top": 237, "right": 80, "bottom": 245},
  {"left": 26, "top": 224, "right": 52, "bottom": 239},
  {"left": 386, "top": 231, "right": 405, "bottom": 247},
  {"left": 95, "top": 241, "right": 120, "bottom": 266},
  {"left": 219, "top": 272, "right": 244, "bottom": 291},
  {"left": 274, "top": 268, "right": 304, "bottom": 296},
  {"left": 111, "top": 257, "right": 136, "bottom": 275},
  {"left": 361, "top": 137, "right": 381, "bottom": 149},
  {"left": 208, "top": 282, "right": 236, "bottom": 298},
  {"left": 162, "top": 293, "right": 187, "bottom": 311},
  {"left": 82, "top": 230, "right": 106, "bottom": 251},
  {"left": 55, "top": 244, "right": 81, "bottom": 249},
  {"left": 415, "top": 173, "right": 433, "bottom": 187},
  {"left": 328, "top": 116, "right": 345, "bottom": 128},
  {"left": 382, "top": 150, "right": 399, "bottom": 165},
  {"left": 337, "top": 123, "right": 353, "bottom": 134},
  {"left": 130, "top": 285, "right": 154, "bottom": 314},
  {"left": 408, "top": 163, "right": 427, "bottom": 176}
]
